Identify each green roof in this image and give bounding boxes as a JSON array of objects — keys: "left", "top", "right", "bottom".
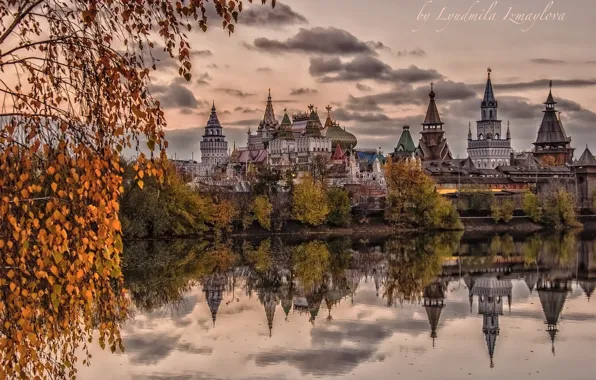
[{"left": 395, "top": 126, "right": 416, "bottom": 153}]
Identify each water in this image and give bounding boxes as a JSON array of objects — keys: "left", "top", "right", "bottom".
[{"left": 77, "top": 232, "right": 596, "bottom": 379}]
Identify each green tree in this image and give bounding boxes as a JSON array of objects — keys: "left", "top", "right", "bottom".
[
  {"left": 292, "top": 174, "right": 330, "bottom": 226},
  {"left": 252, "top": 195, "right": 273, "bottom": 230},
  {"left": 326, "top": 187, "right": 352, "bottom": 226},
  {"left": 120, "top": 162, "right": 214, "bottom": 238}
]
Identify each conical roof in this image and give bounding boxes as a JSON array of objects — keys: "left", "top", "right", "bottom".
[
  {"left": 395, "top": 126, "right": 417, "bottom": 153},
  {"left": 523, "top": 272, "right": 539, "bottom": 293},
  {"left": 425, "top": 304, "right": 444, "bottom": 340},
  {"left": 538, "top": 288, "right": 567, "bottom": 326},
  {"left": 304, "top": 105, "right": 323, "bottom": 137},
  {"left": 259, "top": 89, "right": 279, "bottom": 131},
  {"left": 573, "top": 146, "right": 596, "bottom": 167},
  {"left": 485, "top": 328, "right": 498, "bottom": 368},
  {"left": 332, "top": 143, "right": 345, "bottom": 160},
  {"left": 482, "top": 68, "right": 497, "bottom": 107},
  {"left": 423, "top": 84, "right": 443, "bottom": 126},
  {"left": 534, "top": 82, "right": 570, "bottom": 145},
  {"left": 324, "top": 105, "right": 334, "bottom": 129},
  {"left": 203, "top": 273, "right": 227, "bottom": 326},
  {"left": 276, "top": 109, "right": 294, "bottom": 140},
  {"left": 204, "top": 102, "right": 224, "bottom": 135},
  {"left": 260, "top": 291, "right": 278, "bottom": 337}
]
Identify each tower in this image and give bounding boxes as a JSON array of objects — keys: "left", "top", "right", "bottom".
[
  {"left": 392, "top": 125, "right": 417, "bottom": 160},
  {"left": 423, "top": 280, "right": 446, "bottom": 347},
  {"left": 467, "top": 68, "right": 512, "bottom": 169},
  {"left": 200, "top": 102, "right": 229, "bottom": 171},
  {"left": 258, "top": 89, "right": 279, "bottom": 149},
  {"left": 572, "top": 146, "right": 596, "bottom": 208},
  {"left": 416, "top": 83, "right": 453, "bottom": 161},
  {"left": 533, "top": 81, "right": 574, "bottom": 166}
]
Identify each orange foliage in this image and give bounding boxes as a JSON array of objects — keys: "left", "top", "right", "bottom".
[{"left": 0, "top": 1, "right": 273, "bottom": 378}]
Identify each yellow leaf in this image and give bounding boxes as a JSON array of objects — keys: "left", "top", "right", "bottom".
[
  {"left": 51, "top": 182, "right": 58, "bottom": 192},
  {"left": 50, "top": 265, "right": 58, "bottom": 276},
  {"left": 137, "top": 180, "right": 144, "bottom": 189},
  {"left": 9, "top": 283, "right": 16, "bottom": 292}
]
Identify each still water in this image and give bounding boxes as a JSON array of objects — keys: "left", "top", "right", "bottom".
[{"left": 79, "top": 232, "right": 596, "bottom": 379}]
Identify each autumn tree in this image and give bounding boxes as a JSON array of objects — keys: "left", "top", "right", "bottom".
[
  {"left": 541, "top": 185, "right": 580, "bottom": 229},
  {"left": 384, "top": 160, "right": 462, "bottom": 229},
  {"left": 523, "top": 192, "right": 542, "bottom": 222},
  {"left": 0, "top": 1, "right": 273, "bottom": 378},
  {"left": 252, "top": 195, "right": 272, "bottom": 230},
  {"left": 292, "top": 174, "right": 330, "bottom": 226}
]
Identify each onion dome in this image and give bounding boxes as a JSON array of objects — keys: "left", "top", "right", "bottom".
[{"left": 323, "top": 106, "right": 357, "bottom": 149}]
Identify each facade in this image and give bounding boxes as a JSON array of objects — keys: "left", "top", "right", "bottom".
[
  {"left": 533, "top": 81, "right": 575, "bottom": 166},
  {"left": 295, "top": 105, "right": 332, "bottom": 170},
  {"left": 199, "top": 102, "right": 228, "bottom": 175},
  {"left": 416, "top": 84, "right": 453, "bottom": 161},
  {"left": 467, "top": 69, "right": 512, "bottom": 169}
]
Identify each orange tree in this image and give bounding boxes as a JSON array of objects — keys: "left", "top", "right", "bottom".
[{"left": 0, "top": 1, "right": 273, "bottom": 378}]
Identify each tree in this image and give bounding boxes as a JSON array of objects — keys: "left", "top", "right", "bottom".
[
  {"left": 326, "top": 187, "right": 351, "bottom": 226},
  {"left": 293, "top": 241, "right": 330, "bottom": 292},
  {"left": 292, "top": 174, "right": 330, "bottom": 226},
  {"left": 0, "top": 1, "right": 273, "bottom": 378},
  {"left": 541, "top": 185, "right": 580, "bottom": 229},
  {"left": 252, "top": 195, "right": 273, "bottom": 230},
  {"left": 491, "top": 198, "right": 515, "bottom": 223},
  {"left": 523, "top": 192, "right": 542, "bottom": 222},
  {"left": 384, "top": 160, "right": 462, "bottom": 229},
  {"left": 120, "top": 161, "right": 213, "bottom": 238}
]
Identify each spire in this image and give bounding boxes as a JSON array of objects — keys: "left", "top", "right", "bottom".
[
  {"left": 422, "top": 83, "right": 443, "bottom": 126},
  {"left": 546, "top": 80, "right": 555, "bottom": 105},
  {"left": 483, "top": 67, "right": 496, "bottom": 105},
  {"left": 468, "top": 122, "right": 472, "bottom": 140},
  {"left": 259, "top": 89, "right": 279, "bottom": 131},
  {"left": 332, "top": 143, "right": 345, "bottom": 160},
  {"left": 324, "top": 105, "right": 333, "bottom": 128},
  {"left": 506, "top": 121, "right": 511, "bottom": 139}
]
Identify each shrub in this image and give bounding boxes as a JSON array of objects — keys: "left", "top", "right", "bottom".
[{"left": 252, "top": 195, "right": 273, "bottom": 230}]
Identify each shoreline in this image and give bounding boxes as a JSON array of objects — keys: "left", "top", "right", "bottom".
[{"left": 123, "top": 215, "right": 596, "bottom": 241}]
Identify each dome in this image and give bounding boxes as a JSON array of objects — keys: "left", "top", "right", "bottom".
[{"left": 325, "top": 122, "right": 358, "bottom": 149}]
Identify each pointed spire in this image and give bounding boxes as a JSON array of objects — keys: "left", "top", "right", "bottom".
[
  {"left": 573, "top": 146, "right": 596, "bottom": 166},
  {"left": 422, "top": 83, "right": 443, "bottom": 126},
  {"left": 324, "top": 105, "right": 333, "bottom": 128},
  {"left": 545, "top": 80, "right": 556, "bottom": 105},
  {"left": 259, "top": 89, "right": 278, "bottom": 131},
  {"left": 483, "top": 67, "right": 496, "bottom": 106},
  {"left": 468, "top": 122, "right": 472, "bottom": 140},
  {"left": 506, "top": 121, "right": 511, "bottom": 139}
]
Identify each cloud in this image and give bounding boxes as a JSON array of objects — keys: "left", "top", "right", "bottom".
[
  {"left": 250, "top": 27, "right": 378, "bottom": 56},
  {"left": 234, "top": 107, "right": 261, "bottom": 114},
  {"left": 252, "top": 347, "right": 375, "bottom": 377},
  {"left": 332, "top": 108, "right": 392, "bottom": 123},
  {"left": 227, "top": 118, "right": 261, "bottom": 126},
  {"left": 238, "top": 3, "right": 307, "bottom": 28},
  {"left": 397, "top": 48, "right": 426, "bottom": 57},
  {"left": 530, "top": 58, "right": 567, "bottom": 65},
  {"left": 356, "top": 83, "right": 373, "bottom": 92},
  {"left": 149, "top": 83, "right": 208, "bottom": 109},
  {"left": 365, "top": 41, "right": 390, "bottom": 51},
  {"left": 485, "top": 79, "right": 596, "bottom": 92},
  {"left": 215, "top": 88, "right": 255, "bottom": 98},
  {"left": 310, "top": 56, "right": 442, "bottom": 84},
  {"left": 207, "top": 63, "right": 218, "bottom": 69},
  {"left": 344, "top": 81, "right": 475, "bottom": 116},
  {"left": 196, "top": 72, "right": 212, "bottom": 86},
  {"left": 290, "top": 88, "right": 319, "bottom": 96},
  {"left": 257, "top": 67, "right": 273, "bottom": 72}
]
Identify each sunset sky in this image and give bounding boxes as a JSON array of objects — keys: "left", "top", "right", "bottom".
[{"left": 149, "top": 0, "right": 596, "bottom": 161}]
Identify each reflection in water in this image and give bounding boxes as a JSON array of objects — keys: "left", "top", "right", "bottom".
[{"left": 79, "top": 231, "right": 596, "bottom": 379}]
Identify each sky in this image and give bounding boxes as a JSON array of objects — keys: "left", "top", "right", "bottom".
[{"left": 149, "top": 0, "right": 596, "bottom": 161}]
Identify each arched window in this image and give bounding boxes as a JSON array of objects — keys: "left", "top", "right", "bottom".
[
  {"left": 479, "top": 134, "right": 484, "bottom": 140},
  {"left": 489, "top": 110, "right": 493, "bottom": 119}
]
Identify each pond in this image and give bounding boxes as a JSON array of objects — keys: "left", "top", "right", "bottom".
[{"left": 76, "top": 231, "right": 596, "bottom": 379}]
